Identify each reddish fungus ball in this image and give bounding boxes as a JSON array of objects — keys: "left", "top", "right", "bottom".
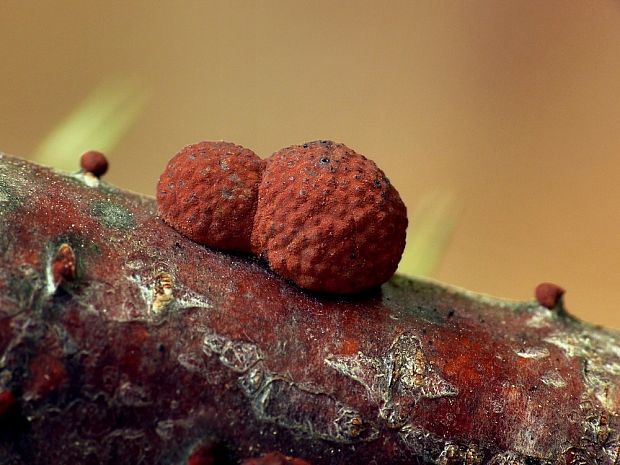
[
  {"left": 535, "top": 282, "right": 565, "bottom": 309},
  {"left": 241, "top": 452, "right": 311, "bottom": 465},
  {"left": 157, "top": 141, "right": 264, "bottom": 252},
  {"left": 80, "top": 150, "right": 108, "bottom": 177},
  {"left": 251, "top": 140, "right": 408, "bottom": 294}
]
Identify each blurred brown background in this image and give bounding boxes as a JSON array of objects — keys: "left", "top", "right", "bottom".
[{"left": 1, "top": 1, "right": 619, "bottom": 326}]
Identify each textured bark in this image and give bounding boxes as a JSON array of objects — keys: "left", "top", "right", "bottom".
[{"left": 0, "top": 152, "right": 619, "bottom": 465}]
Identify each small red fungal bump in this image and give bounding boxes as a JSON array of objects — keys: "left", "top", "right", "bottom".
[
  {"left": 157, "top": 141, "right": 264, "bottom": 253},
  {"left": 80, "top": 150, "right": 109, "bottom": 177},
  {"left": 0, "top": 390, "right": 16, "bottom": 418},
  {"left": 251, "top": 140, "right": 408, "bottom": 294},
  {"left": 535, "top": 282, "right": 565, "bottom": 309},
  {"left": 51, "top": 243, "right": 76, "bottom": 286},
  {"left": 240, "top": 452, "right": 311, "bottom": 465}
]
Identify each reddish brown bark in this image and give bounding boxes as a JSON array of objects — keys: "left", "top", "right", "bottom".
[{"left": 0, "top": 153, "right": 619, "bottom": 464}]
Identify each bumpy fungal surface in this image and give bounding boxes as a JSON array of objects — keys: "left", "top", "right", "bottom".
[
  {"left": 251, "top": 140, "right": 407, "bottom": 294},
  {"left": 157, "top": 141, "right": 264, "bottom": 252}
]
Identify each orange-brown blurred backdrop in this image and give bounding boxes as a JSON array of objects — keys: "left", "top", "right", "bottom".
[{"left": 1, "top": 1, "right": 619, "bottom": 326}]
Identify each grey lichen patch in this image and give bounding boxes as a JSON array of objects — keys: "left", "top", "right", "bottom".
[
  {"left": 508, "top": 395, "right": 555, "bottom": 459},
  {"left": 437, "top": 443, "right": 484, "bottom": 465},
  {"left": 325, "top": 333, "right": 458, "bottom": 428},
  {"left": 201, "top": 330, "right": 378, "bottom": 444},
  {"left": 325, "top": 351, "right": 384, "bottom": 401},
  {"left": 541, "top": 370, "right": 567, "bottom": 388},
  {"left": 0, "top": 183, "right": 20, "bottom": 212},
  {"left": 0, "top": 166, "right": 28, "bottom": 217},
  {"left": 570, "top": 409, "right": 620, "bottom": 465},
  {"left": 116, "top": 381, "right": 151, "bottom": 407},
  {"left": 544, "top": 330, "right": 620, "bottom": 411},
  {"left": 202, "top": 331, "right": 263, "bottom": 373},
  {"left": 513, "top": 347, "right": 550, "bottom": 360},
  {"left": 176, "top": 352, "right": 207, "bottom": 374},
  {"left": 5, "top": 266, "right": 47, "bottom": 315},
  {"left": 526, "top": 311, "right": 554, "bottom": 329},
  {"left": 399, "top": 425, "right": 445, "bottom": 462},
  {"left": 101, "top": 429, "right": 150, "bottom": 464},
  {"left": 90, "top": 200, "right": 135, "bottom": 229},
  {"left": 126, "top": 272, "right": 210, "bottom": 319},
  {"left": 486, "top": 451, "right": 528, "bottom": 465},
  {"left": 399, "top": 425, "right": 487, "bottom": 465},
  {"left": 238, "top": 367, "right": 379, "bottom": 444}
]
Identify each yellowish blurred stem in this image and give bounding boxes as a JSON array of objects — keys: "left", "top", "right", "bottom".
[
  {"left": 398, "top": 190, "right": 460, "bottom": 278},
  {"left": 32, "top": 77, "right": 149, "bottom": 170}
]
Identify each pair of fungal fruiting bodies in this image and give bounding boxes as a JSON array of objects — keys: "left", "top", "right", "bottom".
[{"left": 157, "top": 140, "right": 408, "bottom": 294}]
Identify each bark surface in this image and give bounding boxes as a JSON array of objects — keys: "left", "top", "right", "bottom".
[{"left": 0, "top": 153, "right": 619, "bottom": 464}]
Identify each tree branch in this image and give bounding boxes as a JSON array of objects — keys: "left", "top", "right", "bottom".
[{"left": 0, "top": 153, "right": 618, "bottom": 464}]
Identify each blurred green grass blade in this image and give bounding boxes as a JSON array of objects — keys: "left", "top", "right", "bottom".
[
  {"left": 32, "top": 77, "right": 149, "bottom": 170},
  {"left": 398, "top": 190, "right": 461, "bottom": 277}
]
